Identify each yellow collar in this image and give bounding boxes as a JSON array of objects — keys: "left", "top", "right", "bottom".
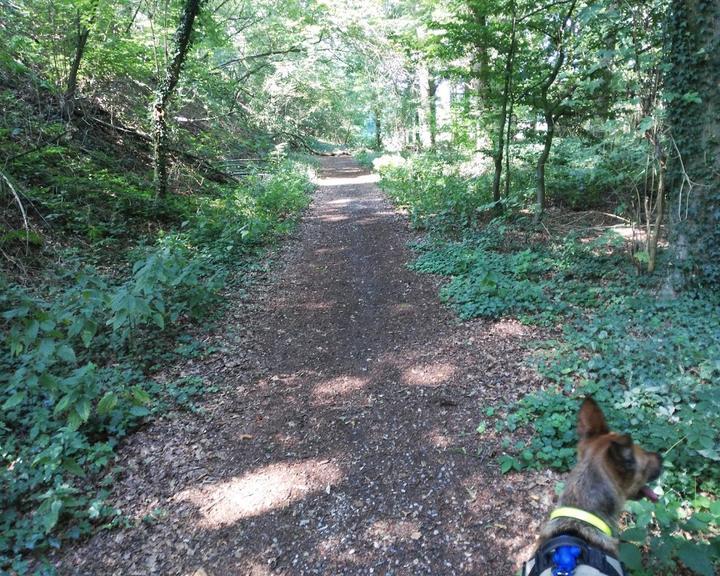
[{"left": 550, "top": 507, "right": 614, "bottom": 537}]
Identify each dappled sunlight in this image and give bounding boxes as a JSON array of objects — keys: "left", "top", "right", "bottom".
[
  {"left": 316, "top": 535, "right": 364, "bottom": 566},
  {"left": 315, "top": 174, "right": 380, "bottom": 187},
  {"left": 313, "top": 375, "right": 369, "bottom": 403},
  {"left": 427, "top": 427, "right": 453, "bottom": 448},
  {"left": 316, "top": 213, "right": 349, "bottom": 223},
  {"left": 403, "top": 362, "right": 456, "bottom": 386},
  {"left": 462, "top": 472, "right": 548, "bottom": 572},
  {"left": 488, "top": 319, "right": 531, "bottom": 337},
  {"left": 366, "top": 518, "right": 423, "bottom": 544},
  {"left": 327, "top": 197, "right": 355, "bottom": 206},
  {"left": 174, "top": 459, "right": 343, "bottom": 527}
]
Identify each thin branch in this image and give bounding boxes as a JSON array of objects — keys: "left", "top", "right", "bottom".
[
  {"left": 669, "top": 135, "right": 699, "bottom": 222},
  {"left": 0, "top": 170, "right": 31, "bottom": 254},
  {"left": 519, "top": 0, "right": 575, "bottom": 22},
  {"left": 124, "top": 0, "right": 143, "bottom": 34},
  {"left": 215, "top": 45, "right": 305, "bottom": 70}
]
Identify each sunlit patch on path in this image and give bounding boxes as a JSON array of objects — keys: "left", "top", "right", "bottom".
[
  {"left": 174, "top": 459, "right": 343, "bottom": 527},
  {"left": 314, "top": 173, "right": 380, "bottom": 187}
]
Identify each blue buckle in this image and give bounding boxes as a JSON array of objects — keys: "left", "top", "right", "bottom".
[{"left": 552, "top": 545, "right": 582, "bottom": 576}]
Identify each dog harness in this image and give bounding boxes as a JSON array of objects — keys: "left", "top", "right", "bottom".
[{"left": 522, "top": 508, "right": 626, "bottom": 576}]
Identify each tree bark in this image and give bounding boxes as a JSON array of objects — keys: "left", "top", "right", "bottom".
[
  {"left": 429, "top": 77, "right": 437, "bottom": 148},
  {"left": 491, "top": 1, "right": 517, "bottom": 212},
  {"left": 153, "top": 0, "right": 205, "bottom": 198},
  {"left": 417, "top": 62, "right": 432, "bottom": 150},
  {"left": 504, "top": 93, "right": 514, "bottom": 198},
  {"left": 535, "top": 109, "right": 555, "bottom": 223},
  {"left": 374, "top": 108, "right": 382, "bottom": 150},
  {"left": 63, "top": 10, "right": 91, "bottom": 118},
  {"left": 665, "top": 0, "right": 720, "bottom": 286}
]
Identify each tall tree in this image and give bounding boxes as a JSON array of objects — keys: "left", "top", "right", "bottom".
[
  {"left": 530, "top": 0, "right": 578, "bottom": 223},
  {"left": 490, "top": 0, "right": 516, "bottom": 211},
  {"left": 153, "top": 0, "right": 206, "bottom": 198},
  {"left": 665, "top": 0, "right": 720, "bottom": 285}
]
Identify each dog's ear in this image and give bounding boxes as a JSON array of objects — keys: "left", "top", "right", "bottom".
[
  {"left": 608, "top": 434, "right": 636, "bottom": 475},
  {"left": 577, "top": 397, "right": 610, "bottom": 439}
]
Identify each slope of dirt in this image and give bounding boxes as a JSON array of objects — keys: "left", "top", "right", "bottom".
[{"left": 57, "top": 157, "right": 555, "bottom": 575}]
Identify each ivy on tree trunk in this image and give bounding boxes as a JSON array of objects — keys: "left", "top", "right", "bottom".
[
  {"left": 153, "top": 0, "right": 206, "bottom": 198},
  {"left": 665, "top": 0, "right": 720, "bottom": 285}
]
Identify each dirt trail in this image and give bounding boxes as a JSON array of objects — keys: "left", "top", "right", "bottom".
[{"left": 59, "top": 157, "right": 551, "bottom": 575}]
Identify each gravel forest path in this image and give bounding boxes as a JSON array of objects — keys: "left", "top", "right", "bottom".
[{"left": 59, "top": 156, "right": 552, "bottom": 575}]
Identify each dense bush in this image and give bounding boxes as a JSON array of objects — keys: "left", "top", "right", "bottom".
[
  {"left": 545, "top": 134, "right": 647, "bottom": 211},
  {"left": 0, "top": 161, "right": 312, "bottom": 573},
  {"left": 375, "top": 153, "right": 494, "bottom": 233}
]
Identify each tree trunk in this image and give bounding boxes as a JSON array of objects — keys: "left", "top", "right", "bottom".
[
  {"left": 374, "top": 108, "right": 382, "bottom": 150},
  {"left": 63, "top": 12, "right": 90, "bottom": 118},
  {"left": 665, "top": 0, "right": 720, "bottom": 286},
  {"left": 469, "top": 7, "right": 490, "bottom": 151},
  {"left": 417, "top": 62, "right": 432, "bottom": 150},
  {"left": 535, "top": 109, "right": 555, "bottom": 223},
  {"left": 429, "top": 77, "right": 437, "bottom": 148},
  {"left": 491, "top": 2, "right": 516, "bottom": 211},
  {"left": 153, "top": 0, "right": 205, "bottom": 198},
  {"left": 504, "top": 94, "right": 514, "bottom": 198}
]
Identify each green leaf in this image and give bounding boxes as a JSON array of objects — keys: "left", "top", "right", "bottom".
[
  {"left": 499, "top": 455, "right": 516, "bottom": 474},
  {"left": 621, "top": 527, "right": 647, "bottom": 543},
  {"left": 619, "top": 542, "right": 643, "bottom": 570},
  {"left": 75, "top": 399, "right": 91, "bottom": 422},
  {"left": 57, "top": 344, "right": 77, "bottom": 363},
  {"left": 96, "top": 392, "right": 118, "bottom": 415},
  {"left": 39, "top": 338, "right": 56, "bottom": 357},
  {"left": 62, "top": 458, "right": 86, "bottom": 477},
  {"left": 3, "top": 390, "right": 26, "bottom": 410},
  {"left": 676, "top": 541, "right": 715, "bottom": 576},
  {"left": 152, "top": 312, "right": 165, "bottom": 329},
  {"left": 131, "top": 387, "right": 151, "bottom": 405},
  {"left": 67, "top": 411, "right": 82, "bottom": 430},
  {"left": 129, "top": 406, "right": 150, "bottom": 417},
  {"left": 54, "top": 394, "right": 73, "bottom": 415},
  {"left": 42, "top": 499, "right": 63, "bottom": 533}
]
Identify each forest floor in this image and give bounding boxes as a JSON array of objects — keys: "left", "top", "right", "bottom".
[{"left": 57, "top": 156, "right": 557, "bottom": 575}]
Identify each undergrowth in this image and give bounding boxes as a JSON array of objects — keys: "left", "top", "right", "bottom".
[
  {"left": 1, "top": 156, "right": 313, "bottom": 573},
  {"left": 376, "top": 152, "right": 720, "bottom": 575}
]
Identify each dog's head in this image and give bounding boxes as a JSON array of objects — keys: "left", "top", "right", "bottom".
[{"left": 577, "top": 397, "right": 662, "bottom": 502}]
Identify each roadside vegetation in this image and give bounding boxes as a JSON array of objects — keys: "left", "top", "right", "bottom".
[
  {"left": 1, "top": 0, "right": 718, "bottom": 574},
  {"left": 365, "top": 0, "right": 719, "bottom": 573},
  {"left": 377, "top": 153, "right": 719, "bottom": 574}
]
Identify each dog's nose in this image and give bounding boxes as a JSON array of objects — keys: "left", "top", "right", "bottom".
[{"left": 649, "top": 453, "right": 663, "bottom": 482}]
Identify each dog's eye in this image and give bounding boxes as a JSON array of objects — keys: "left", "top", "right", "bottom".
[{"left": 608, "top": 438, "right": 636, "bottom": 473}]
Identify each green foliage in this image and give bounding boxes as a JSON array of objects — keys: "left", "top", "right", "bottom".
[
  {"left": 411, "top": 225, "right": 629, "bottom": 325},
  {"left": 380, "top": 152, "right": 719, "bottom": 573},
  {"left": 0, "top": 160, "right": 311, "bottom": 571},
  {"left": 544, "top": 134, "right": 647, "bottom": 211},
  {"left": 376, "top": 152, "right": 494, "bottom": 233}
]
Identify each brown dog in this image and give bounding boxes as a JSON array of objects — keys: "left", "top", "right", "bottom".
[{"left": 523, "top": 397, "right": 662, "bottom": 576}]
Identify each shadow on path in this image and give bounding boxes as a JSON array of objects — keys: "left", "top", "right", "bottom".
[{"left": 59, "top": 157, "right": 551, "bottom": 575}]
